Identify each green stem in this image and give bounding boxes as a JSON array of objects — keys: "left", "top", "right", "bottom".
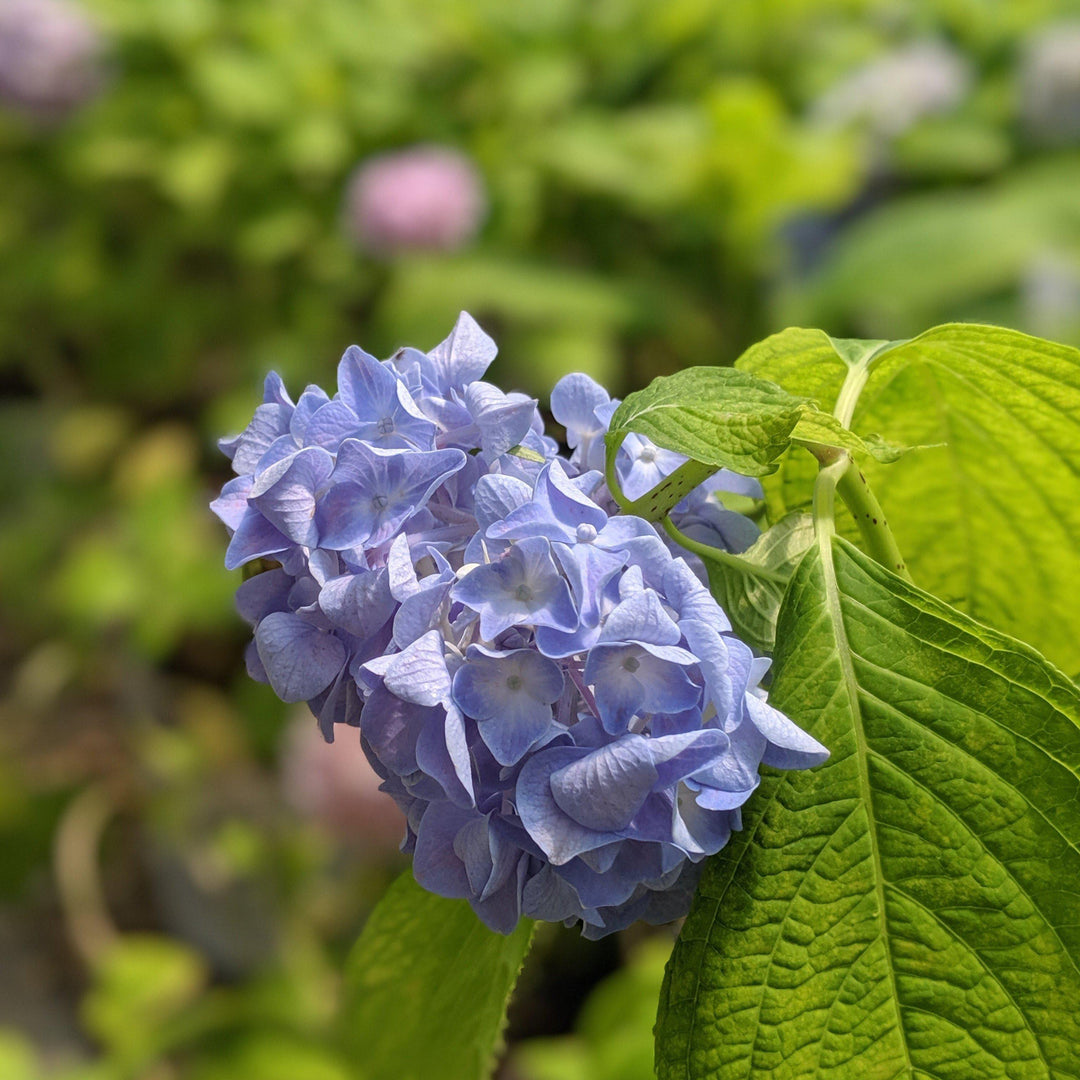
[
  {"left": 835, "top": 457, "right": 912, "bottom": 581},
  {"left": 660, "top": 517, "right": 787, "bottom": 584},
  {"left": 811, "top": 345, "right": 913, "bottom": 581},
  {"left": 604, "top": 438, "right": 630, "bottom": 512},
  {"left": 623, "top": 458, "right": 716, "bottom": 521}
]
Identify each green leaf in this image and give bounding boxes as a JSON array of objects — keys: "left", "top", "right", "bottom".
[
  {"left": 655, "top": 538, "right": 1080, "bottom": 1079},
  {"left": 0, "top": 1031, "right": 39, "bottom": 1080},
  {"left": 789, "top": 413, "right": 912, "bottom": 464},
  {"left": 692, "top": 512, "right": 815, "bottom": 654},
  {"left": 740, "top": 323, "right": 1080, "bottom": 676},
  {"left": 81, "top": 935, "right": 208, "bottom": 1064},
  {"left": 190, "top": 1034, "right": 352, "bottom": 1080},
  {"left": 605, "top": 367, "right": 907, "bottom": 516},
  {"left": 341, "top": 871, "right": 535, "bottom": 1080},
  {"left": 606, "top": 368, "right": 810, "bottom": 477}
]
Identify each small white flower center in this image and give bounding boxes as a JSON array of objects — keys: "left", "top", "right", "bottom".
[
  {"left": 506, "top": 675, "right": 523, "bottom": 692},
  {"left": 372, "top": 494, "right": 389, "bottom": 510},
  {"left": 622, "top": 656, "right": 641, "bottom": 673},
  {"left": 638, "top": 446, "right": 656, "bottom": 463},
  {"left": 376, "top": 416, "right": 395, "bottom": 435},
  {"left": 514, "top": 584, "right": 534, "bottom": 602},
  {"left": 575, "top": 523, "right": 598, "bottom": 543}
]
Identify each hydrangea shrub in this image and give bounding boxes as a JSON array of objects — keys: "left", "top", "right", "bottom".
[{"left": 215, "top": 315, "right": 1080, "bottom": 1079}]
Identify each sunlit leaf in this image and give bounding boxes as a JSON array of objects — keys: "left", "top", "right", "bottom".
[{"left": 656, "top": 539, "right": 1080, "bottom": 1079}]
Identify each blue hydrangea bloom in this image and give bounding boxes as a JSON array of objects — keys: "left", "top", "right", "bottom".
[{"left": 213, "top": 313, "right": 828, "bottom": 936}]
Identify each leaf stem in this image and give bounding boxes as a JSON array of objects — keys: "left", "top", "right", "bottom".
[
  {"left": 814, "top": 345, "right": 913, "bottom": 581},
  {"left": 660, "top": 516, "right": 788, "bottom": 584},
  {"left": 812, "top": 450, "right": 911, "bottom": 580},
  {"left": 835, "top": 458, "right": 911, "bottom": 580},
  {"left": 604, "top": 439, "right": 630, "bottom": 512}
]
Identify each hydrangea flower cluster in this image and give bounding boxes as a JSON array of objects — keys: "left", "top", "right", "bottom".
[
  {"left": 212, "top": 313, "right": 827, "bottom": 936},
  {"left": 0, "top": 0, "right": 105, "bottom": 120},
  {"left": 345, "top": 146, "right": 487, "bottom": 255}
]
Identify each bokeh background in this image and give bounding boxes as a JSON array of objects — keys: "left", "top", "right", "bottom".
[{"left": 3, "top": 1, "right": 1080, "bottom": 1077}]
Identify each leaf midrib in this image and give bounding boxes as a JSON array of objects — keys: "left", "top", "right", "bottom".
[{"left": 817, "top": 531, "right": 913, "bottom": 1078}]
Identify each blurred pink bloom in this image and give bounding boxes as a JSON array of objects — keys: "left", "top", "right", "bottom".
[
  {"left": 281, "top": 716, "right": 405, "bottom": 848},
  {"left": 345, "top": 145, "right": 487, "bottom": 254},
  {"left": 0, "top": 0, "right": 105, "bottom": 119}
]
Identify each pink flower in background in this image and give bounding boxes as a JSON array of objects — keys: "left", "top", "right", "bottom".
[
  {"left": 0, "top": 0, "right": 105, "bottom": 119},
  {"left": 281, "top": 716, "right": 405, "bottom": 849},
  {"left": 345, "top": 145, "right": 487, "bottom": 255}
]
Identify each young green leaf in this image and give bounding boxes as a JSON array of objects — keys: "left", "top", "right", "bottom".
[
  {"left": 740, "top": 323, "right": 1080, "bottom": 675},
  {"left": 604, "top": 365, "right": 908, "bottom": 523},
  {"left": 341, "top": 872, "right": 534, "bottom": 1080},
  {"left": 655, "top": 539, "right": 1080, "bottom": 1079},
  {"left": 605, "top": 368, "right": 810, "bottom": 477}
]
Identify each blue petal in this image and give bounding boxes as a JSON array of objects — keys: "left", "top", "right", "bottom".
[
  {"left": 488, "top": 459, "right": 606, "bottom": 543},
  {"left": 383, "top": 629, "right": 452, "bottom": 707},
  {"left": 235, "top": 567, "right": 292, "bottom": 624},
  {"left": 452, "top": 537, "right": 577, "bottom": 640},
  {"left": 550, "top": 373, "right": 610, "bottom": 449},
  {"left": 415, "top": 701, "right": 474, "bottom": 807},
  {"left": 425, "top": 311, "right": 497, "bottom": 393},
  {"left": 413, "top": 803, "right": 472, "bottom": 898},
  {"left": 250, "top": 447, "right": 335, "bottom": 547},
  {"left": 516, "top": 746, "right": 623, "bottom": 864},
  {"left": 746, "top": 693, "right": 829, "bottom": 769},
  {"left": 210, "top": 476, "right": 253, "bottom": 530},
  {"left": 318, "top": 569, "right": 395, "bottom": 639},
  {"left": 393, "top": 577, "right": 454, "bottom": 648},
  {"left": 337, "top": 345, "right": 395, "bottom": 418},
  {"left": 229, "top": 401, "right": 293, "bottom": 476},
  {"left": 552, "top": 544, "right": 626, "bottom": 630},
  {"left": 361, "top": 683, "right": 431, "bottom": 776},
  {"left": 224, "top": 510, "right": 292, "bottom": 570},
  {"left": 680, "top": 618, "right": 735, "bottom": 721},
  {"left": 303, "top": 400, "right": 362, "bottom": 452},
  {"left": 598, "top": 588, "right": 681, "bottom": 647},
  {"left": 477, "top": 703, "right": 554, "bottom": 767},
  {"left": 254, "top": 612, "right": 345, "bottom": 703},
  {"left": 387, "top": 533, "right": 420, "bottom": 600},
  {"left": 472, "top": 473, "right": 534, "bottom": 533},
  {"left": 288, "top": 385, "right": 330, "bottom": 440},
  {"left": 550, "top": 737, "right": 659, "bottom": 831},
  {"left": 317, "top": 442, "right": 466, "bottom": 550},
  {"left": 521, "top": 864, "right": 585, "bottom": 922},
  {"left": 463, "top": 382, "right": 538, "bottom": 456}
]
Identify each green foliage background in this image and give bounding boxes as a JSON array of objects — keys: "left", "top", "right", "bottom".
[{"left": 3, "top": 0, "right": 1080, "bottom": 1077}]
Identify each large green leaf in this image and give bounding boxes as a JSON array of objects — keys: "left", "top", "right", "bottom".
[
  {"left": 739, "top": 323, "right": 1080, "bottom": 676},
  {"left": 341, "top": 872, "right": 534, "bottom": 1080},
  {"left": 655, "top": 538, "right": 1080, "bottom": 1079}
]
